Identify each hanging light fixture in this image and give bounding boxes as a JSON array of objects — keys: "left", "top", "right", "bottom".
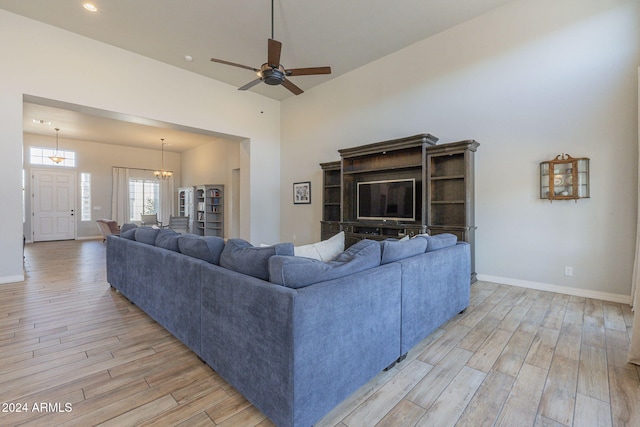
[
  {"left": 154, "top": 138, "right": 173, "bottom": 180},
  {"left": 49, "top": 128, "right": 66, "bottom": 164}
]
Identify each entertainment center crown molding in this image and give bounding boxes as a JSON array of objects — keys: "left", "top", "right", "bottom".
[{"left": 320, "top": 133, "right": 479, "bottom": 281}]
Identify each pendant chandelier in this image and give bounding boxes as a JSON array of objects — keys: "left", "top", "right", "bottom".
[
  {"left": 49, "top": 128, "right": 66, "bottom": 164},
  {"left": 154, "top": 138, "right": 173, "bottom": 180}
]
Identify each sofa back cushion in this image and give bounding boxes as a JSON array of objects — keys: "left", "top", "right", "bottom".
[
  {"left": 178, "top": 235, "right": 225, "bottom": 265},
  {"left": 426, "top": 233, "right": 458, "bottom": 251},
  {"left": 269, "top": 239, "right": 381, "bottom": 288},
  {"left": 120, "top": 227, "right": 137, "bottom": 240},
  {"left": 220, "top": 239, "right": 294, "bottom": 280},
  {"left": 155, "top": 229, "right": 181, "bottom": 252},
  {"left": 120, "top": 223, "right": 138, "bottom": 234},
  {"left": 380, "top": 236, "right": 428, "bottom": 265},
  {"left": 134, "top": 227, "right": 160, "bottom": 245}
]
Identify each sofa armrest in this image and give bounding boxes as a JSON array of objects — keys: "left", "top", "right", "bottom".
[{"left": 396, "top": 241, "right": 471, "bottom": 354}]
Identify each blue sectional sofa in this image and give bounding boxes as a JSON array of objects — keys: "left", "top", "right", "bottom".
[{"left": 106, "top": 227, "right": 470, "bottom": 427}]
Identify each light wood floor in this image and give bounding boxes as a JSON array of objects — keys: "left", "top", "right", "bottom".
[{"left": 1, "top": 240, "right": 639, "bottom": 427}]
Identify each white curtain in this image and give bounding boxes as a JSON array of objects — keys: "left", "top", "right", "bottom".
[
  {"left": 159, "top": 176, "right": 175, "bottom": 225},
  {"left": 111, "top": 167, "right": 130, "bottom": 226},
  {"left": 628, "top": 68, "right": 640, "bottom": 365}
]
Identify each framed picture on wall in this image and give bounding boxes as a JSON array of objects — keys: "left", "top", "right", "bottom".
[{"left": 293, "top": 181, "right": 311, "bottom": 204}]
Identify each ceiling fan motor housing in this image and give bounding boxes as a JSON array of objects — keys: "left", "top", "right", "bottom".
[{"left": 260, "top": 63, "right": 285, "bottom": 85}]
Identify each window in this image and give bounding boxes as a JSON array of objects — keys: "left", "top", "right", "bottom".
[
  {"left": 129, "top": 179, "right": 159, "bottom": 222},
  {"left": 29, "top": 147, "right": 76, "bottom": 167},
  {"left": 80, "top": 173, "right": 91, "bottom": 221}
]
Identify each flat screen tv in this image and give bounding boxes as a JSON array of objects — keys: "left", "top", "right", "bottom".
[{"left": 357, "top": 178, "right": 415, "bottom": 221}]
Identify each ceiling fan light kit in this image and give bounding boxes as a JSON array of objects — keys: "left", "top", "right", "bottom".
[{"left": 210, "top": 0, "right": 331, "bottom": 95}]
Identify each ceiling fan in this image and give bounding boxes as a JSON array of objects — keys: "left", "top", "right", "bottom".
[{"left": 210, "top": 0, "right": 331, "bottom": 95}]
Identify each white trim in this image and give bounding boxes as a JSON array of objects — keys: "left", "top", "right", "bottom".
[
  {"left": 0, "top": 274, "right": 25, "bottom": 285},
  {"left": 477, "top": 274, "right": 632, "bottom": 305}
]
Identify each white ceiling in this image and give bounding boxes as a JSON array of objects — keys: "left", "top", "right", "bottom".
[{"left": 4, "top": 0, "right": 516, "bottom": 150}]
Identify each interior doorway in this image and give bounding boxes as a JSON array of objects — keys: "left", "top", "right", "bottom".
[{"left": 32, "top": 169, "right": 76, "bottom": 242}]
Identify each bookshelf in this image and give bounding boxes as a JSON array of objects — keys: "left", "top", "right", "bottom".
[{"left": 194, "top": 185, "right": 224, "bottom": 237}]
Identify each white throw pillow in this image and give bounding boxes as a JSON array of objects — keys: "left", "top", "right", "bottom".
[{"left": 294, "top": 231, "right": 345, "bottom": 262}]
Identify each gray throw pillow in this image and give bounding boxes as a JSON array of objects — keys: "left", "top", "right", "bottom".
[
  {"left": 220, "top": 239, "right": 294, "bottom": 280},
  {"left": 426, "top": 233, "right": 458, "bottom": 251},
  {"left": 134, "top": 227, "right": 160, "bottom": 245},
  {"left": 380, "top": 236, "right": 428, "bottom": 264},
  {"left": 178, "top": 235, "right": 225, "bottom": 265},
  {"left": 269, "top": 239, "right": 381, "bottom": 288}
]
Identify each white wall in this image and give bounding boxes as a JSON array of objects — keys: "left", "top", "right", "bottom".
[
  {"left": 181, "top": 138, "right": 241, "bottom": 238},
  {"left": 280, "top": 0, "right": 639, "bottom": 300},
  {"left": 0, "top": 9, "right": 281, "bottom": 284}
]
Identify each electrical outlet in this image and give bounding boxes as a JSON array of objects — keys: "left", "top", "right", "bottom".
[{"left": 564, "top": 266, "right": 573, "bottom": 276}]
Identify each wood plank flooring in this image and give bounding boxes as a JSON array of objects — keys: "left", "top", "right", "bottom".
[{"left": 1, "top": 239, "right": 639, "bottom": 426}]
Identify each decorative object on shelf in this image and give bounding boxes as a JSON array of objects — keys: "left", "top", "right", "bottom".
[
  {"left": 154, "top": 138, "right": 174, "bottom": 180},
  {"left": 540, "top": 153, "right": 590, "bottom": 202},
  {"left": 293, "top": 181, "right": 311, "bottom": 204},
  {"left": 49, "top": 128, "right": 66, "bottom": 164}
]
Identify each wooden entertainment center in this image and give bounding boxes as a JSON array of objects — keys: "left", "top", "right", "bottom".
[{"left": 320, "top": 133, "right": 479, "bottom": 281}]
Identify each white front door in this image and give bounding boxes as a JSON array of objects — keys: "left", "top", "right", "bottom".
[{"left": 32, "top": 169, "right": 76, "bottom": 242}]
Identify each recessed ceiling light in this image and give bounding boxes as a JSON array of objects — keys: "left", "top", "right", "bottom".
[
  {"left": 83, "top": 3, "right": 98, "bottom": 12},
  {"left": 32, "top": 119, "right": 51, "bottom": 125},
  {"left": 184, "top": 55, "right": 193, "bottom": 62}
]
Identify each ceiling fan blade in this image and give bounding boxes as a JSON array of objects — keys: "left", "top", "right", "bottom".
[
  {"left": 238, "top": 78, "right": 263, "bottom": 91},
  {"left": 286, "top": 66, "right": 332, "bottom": 76},
  {"left": 281, "top": 78, "right": 304, "bottom": 95},
  {"left": 210, "top": 58, "right": 259, "bottom": 72},
  {"left": 268, "top": 38, "right": 282, "bottom": 68}
]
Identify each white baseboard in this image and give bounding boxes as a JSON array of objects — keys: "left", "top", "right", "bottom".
[
  {"left": 477, "top": 274, "right": 632, "bottom": 305},
  {"left": 0, "top": 274, "right": 25, "bottom": 285}
]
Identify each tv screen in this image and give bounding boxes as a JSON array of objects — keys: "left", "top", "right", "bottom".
[{"left": 357, "top": 178, "right": 415, "bottom": 221}]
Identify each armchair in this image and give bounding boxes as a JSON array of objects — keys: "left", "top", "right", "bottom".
[
  {"left": 167, "top": 216, "right": 190, "bottom": 234},
  {"left": 140, "top": 214, "right": 162, "bottom": 228},
  {"left": 96, "top": 219, "right": 120, "bottom": 242}
]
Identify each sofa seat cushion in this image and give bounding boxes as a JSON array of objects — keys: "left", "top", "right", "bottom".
[
  {"left": 269, "top": 239, "right": 381, "bottom": 288},
  {"left": 220, "top": 239, "right": 294, "bottom": 280},
  {"left": 294, "top": 231, "right": 345, "bottom": 261},
  {"left": 380, "top": 236, "right": 428, "bottom": 265},
  {"left": 134, "top": 226, "right": 160, "bottom": 245},
  {"left": 426, "top": 234, "right": 458, "bottom": 251},
  {"left": 155, "top": 229, "right": 181, "bottom": 252},
  {"left": 178, "top": 235, "right": 226, "bottom": 265}
]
